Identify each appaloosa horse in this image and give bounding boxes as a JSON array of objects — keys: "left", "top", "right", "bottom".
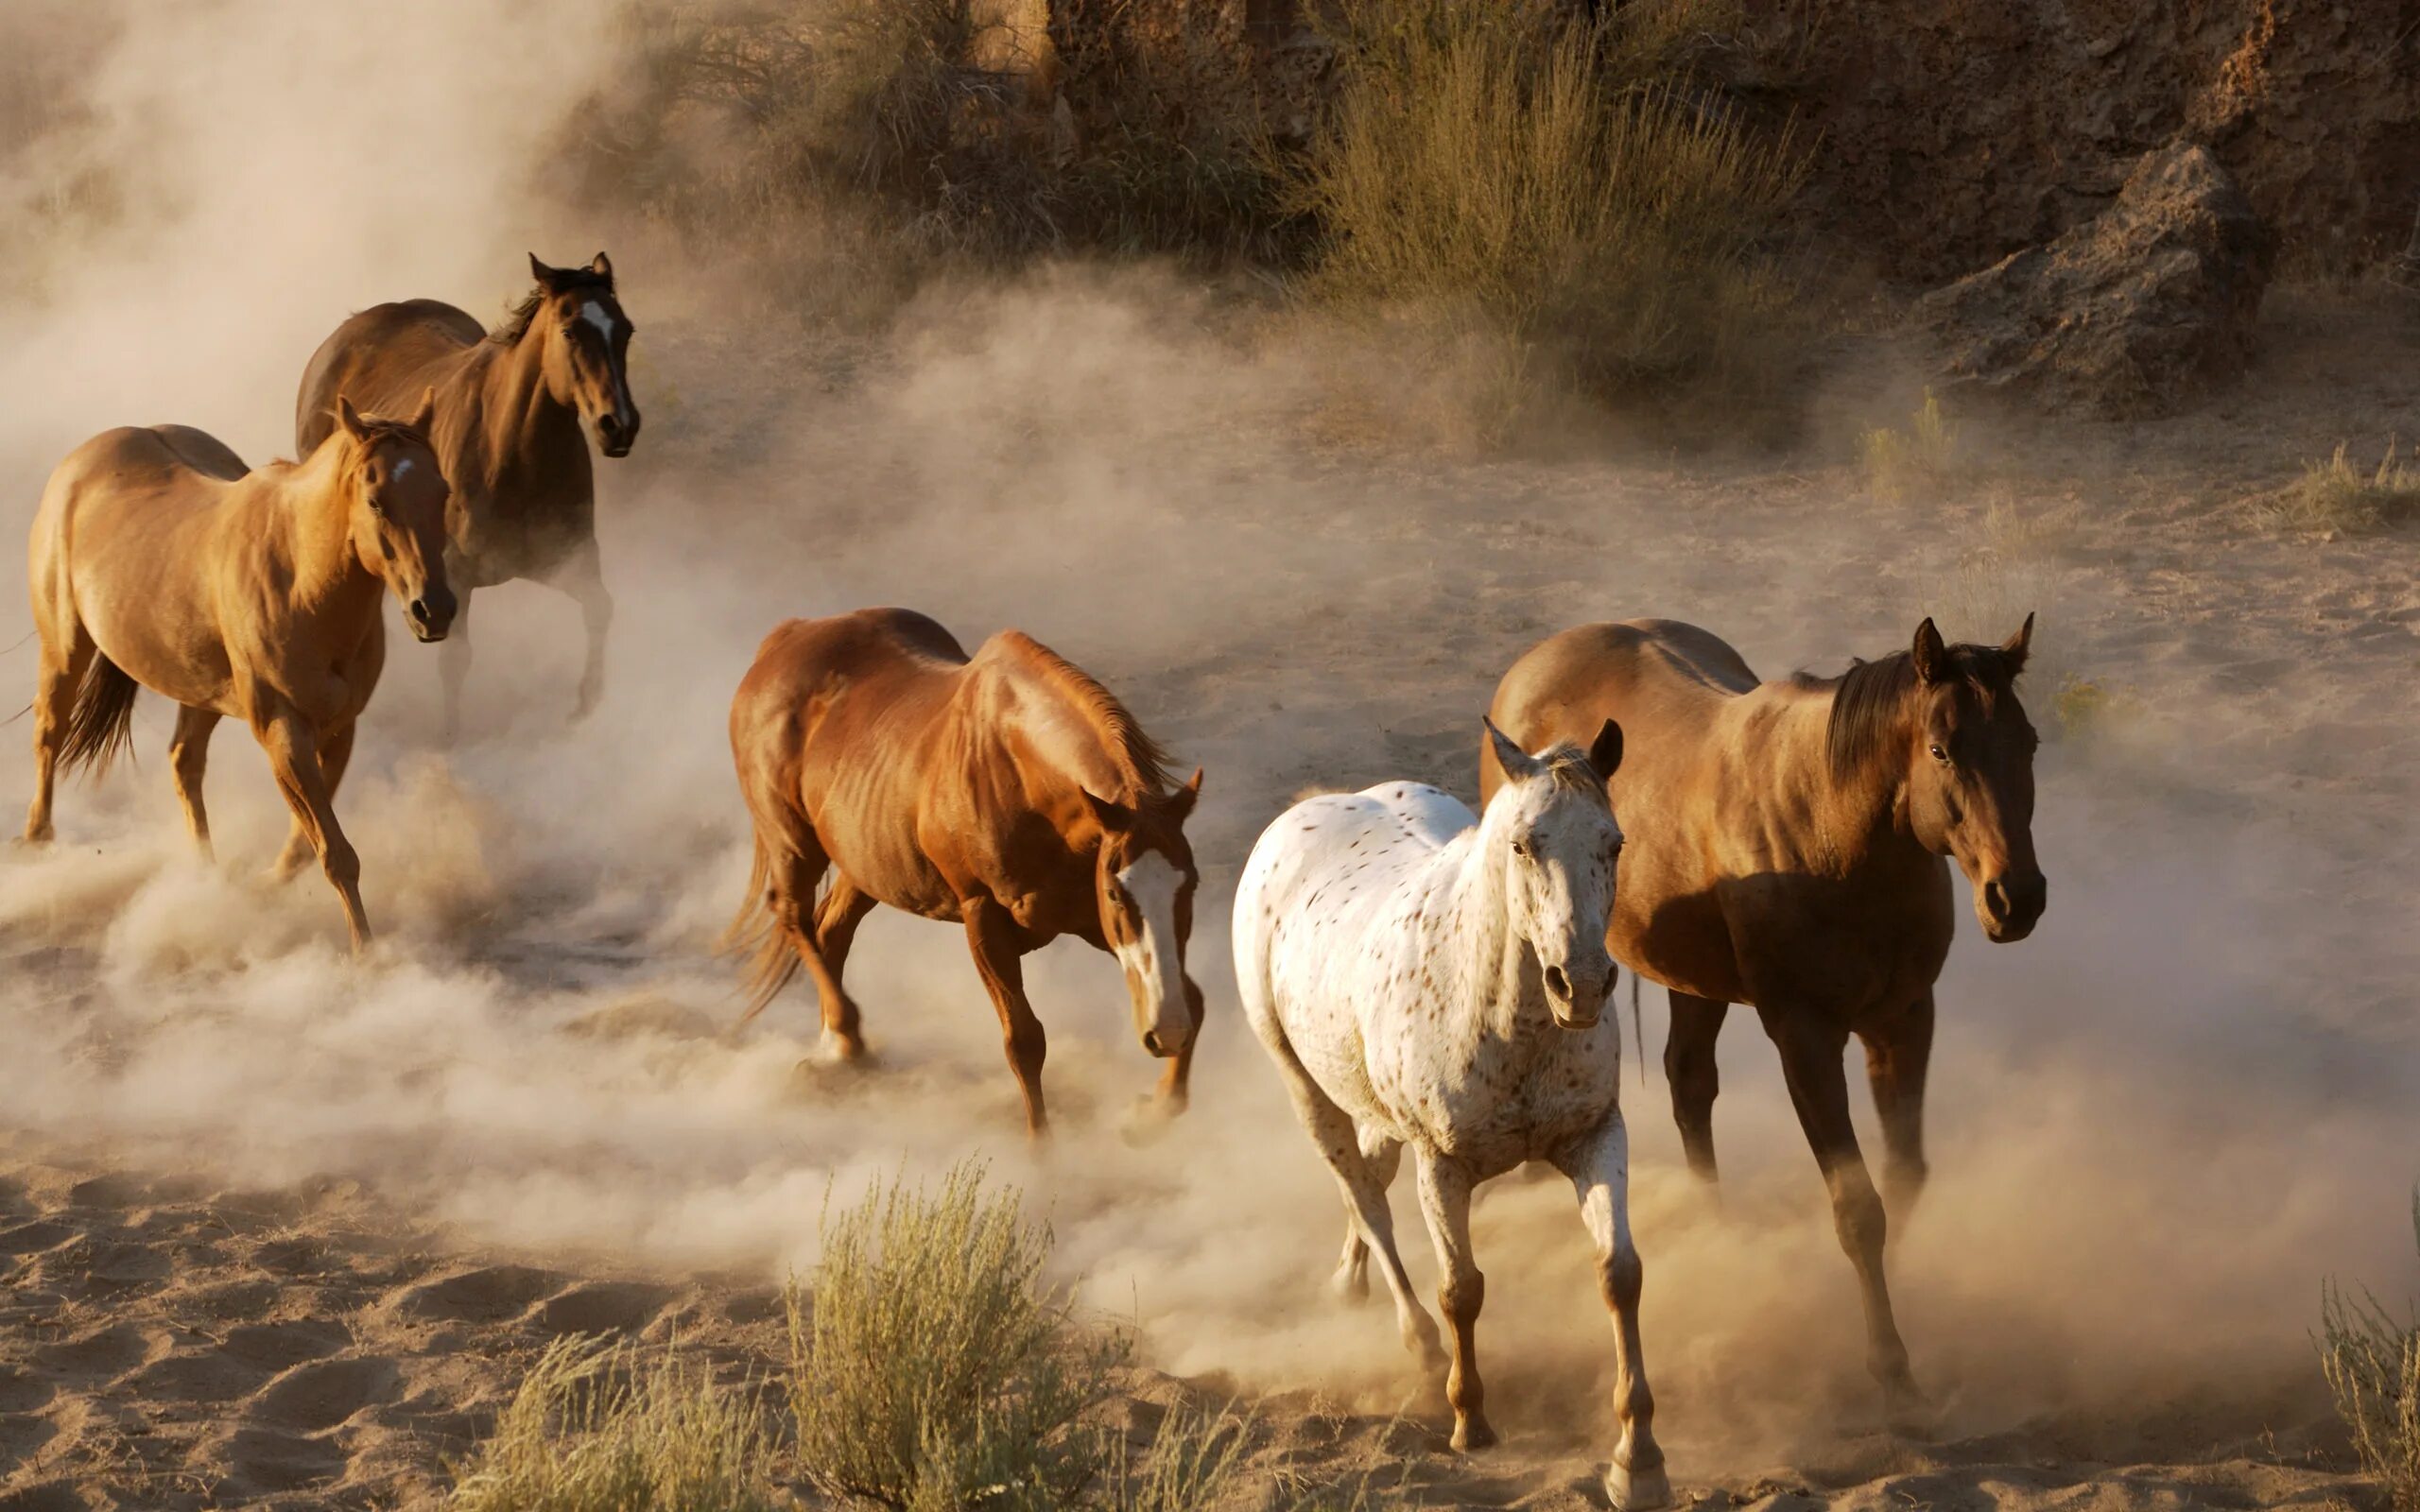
[
  {"left": 23, "top": 397, "right": 456, "bottom": 951},
  {"left": 1485, "top": 616, "right": 2046, "bottom": 1420},
  {"left": 1234, "top": 720, "right": 1668, "bottom": 1510},
  {"left": 294, "top": 253, "right": 638, "bottom": 738},
  {"left": 725, "top": 608, "right": 1206, "bottom": 1135}
]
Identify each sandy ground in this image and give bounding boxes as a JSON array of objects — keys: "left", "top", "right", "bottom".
[{"left": 1, "top": 276, "right": 2415, "bottom": 1510}]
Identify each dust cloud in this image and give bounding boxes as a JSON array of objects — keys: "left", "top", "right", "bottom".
[{"left": 0, "top": 0, "right": 2412, "bottom": 1483}]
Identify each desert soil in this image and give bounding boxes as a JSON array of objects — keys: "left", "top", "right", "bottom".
[{"left": 1, "top": 280, "right": 2414, "bottom": 1510}]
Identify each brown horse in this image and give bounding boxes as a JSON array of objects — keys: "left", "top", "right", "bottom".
[
  {"left": 726, "top": 609, "right": 1206, "bottom": 1136},
  {"left": 23, "top": 398, "right": 456, "bottom": 952},
  {"left": 294, "top": 253, "right": 638, "bottom": 739},
  {"left": 1484, "top": 616, "right": 2046, "bottom": 1420}
]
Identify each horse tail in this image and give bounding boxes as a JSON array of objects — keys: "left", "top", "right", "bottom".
[
  {"left": 722, "top": 833, "right": 803, "bottom": 1027},
  {"left": 1631, "top": 970, "right": 1646, "bottom": 1093},
  {"left": 57, "top": 654, "right": 138, "bottom": 781}
]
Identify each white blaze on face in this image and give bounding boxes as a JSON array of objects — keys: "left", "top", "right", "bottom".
[
  {"left": 391, "top": 457, "right": 414, "bottom": 479},
  {"left": 579, "top": 300, "right": 621, "bottom": 343},
  {"left": 1114, "top": 850, "right": 1189, "bottom": 1049}
]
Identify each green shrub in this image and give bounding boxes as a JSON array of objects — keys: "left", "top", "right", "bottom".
[
  {"left": 787, "top": 1161, "right": 1126, "bottom": 1512},
  {"left": 2321, "top": 1190, "right": 2420, "bottom": 1510},
  {"left": 1288, "top": 0, "right": 1805, "bottom": 424},
  {"left": 447, "top": 1337, "right": 786, "bottom": 1512}
]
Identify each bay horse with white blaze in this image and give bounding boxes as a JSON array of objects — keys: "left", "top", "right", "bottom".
[
  {"left": 1234, "top": 720, "right": 1668, "bottom": 1509},
  {"left": 294, "top": 253, "right": 639, "bottom": 739},
  {"left": 1484, "top": 615, "right": 2046, "bottom": 1422},
  {"left": 725, "top": 609, "right": 1205, "bottom": 1136},
  {"left": 23, "top": 399, "right": 455, "bottom": 952}
]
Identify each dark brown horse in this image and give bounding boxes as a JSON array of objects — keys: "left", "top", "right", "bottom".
[
  {"left": 1484, "top": 616, "right": 2046, "bottom": 1420},
  {"left": 726, "top": 608, "right": 1207, "bottom": 1136},
  {"left": 294, "top": 253, "right": 639, "bottom": 739}
]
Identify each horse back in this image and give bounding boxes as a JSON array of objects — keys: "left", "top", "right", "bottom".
[
  {"left": 1485, "top": 620, "right": 1752, "bottom": 799},
  {"left": 732, "top": 610, "right": 974, "bottom": 914},
  {"left": 295, "top": 299, "right": 483, "bottom": 454}
]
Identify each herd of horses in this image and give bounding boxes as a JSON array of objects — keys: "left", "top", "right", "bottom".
[{"left": 18, "top": 255, "right": 2049, "bottom": 1508}]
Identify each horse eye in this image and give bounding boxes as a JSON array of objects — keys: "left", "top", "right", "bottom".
[
  {"left": 1510, "top": 839, "right": 1529, "bottom": 858},
  {"left": 1928, "top": 743, "right": 1950, "bottom": 764}
]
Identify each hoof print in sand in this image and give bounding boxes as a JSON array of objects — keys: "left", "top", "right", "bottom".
[{"left": 392, "top": 1263, "right": 563, "bottom": 1324}]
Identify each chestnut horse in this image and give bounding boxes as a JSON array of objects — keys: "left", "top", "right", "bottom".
[
  {"left": 725, "top": 609, "right": 1206, "bottom": 1135},
  {"left": 1484, "top": 616, "right": 2046, "bottom": 1420},
  {"left": 294, "top": 253, "right": 638, "bottom": 739},
  {"left": 23, "top": 398, "right": 456, "bottom": 951}
]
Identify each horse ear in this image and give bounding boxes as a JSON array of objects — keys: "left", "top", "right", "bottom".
[
  {"left": 408, "top": 386, "right": 438, "bottom": 434},
  {"left": 527, "top": 251, "right": 561, "bottom": 291},
  {"left": 1586, "top": 718, "right": 1624, "bottom": 781},
  {"left": 334, "top": 394, "right": 366, "bottom": 441},
  {"left": 1911, "top": 617, "right": 1949, "bottom": 684},
  {"left": 1081, "top": 788, "right": 1132, "bottom": 833},
  {"left": 2001, "top": 611, "right": 2035, "bottom": 675},
  {"left": 1164, "top": 767, "right": 1203, "bottom": 822},
  {"left": 1483, "top": 717, "right": 1541, "bottom": 781},
  {"left": 589, "top": 250, "right": 614, "bottom": 283}
]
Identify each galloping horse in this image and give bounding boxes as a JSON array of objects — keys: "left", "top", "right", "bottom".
[
  {"left": 294, "top": 253, "right": 638, "bottom": 739},
  {"left": 23, "top": 398, "right": 456, "bottom": 952},
  {"left": 725, "top": 609, "right": 1206, "bottom": 1136},
  {"left": 1234, "top": 720, "right": 1668, "bottom": 1510},
  {"left": 1484, "top": 616, "right": 2046, "bottom": 1420}
]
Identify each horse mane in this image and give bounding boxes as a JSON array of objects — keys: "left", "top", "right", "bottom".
[
  {"left": 1537, "top": 747, "right": 1615, "bottom": 803},
  {"left": 997, "top": 631, "right": 1177, "bottom": 799},
  {"left": 1791, "top": 643, "right": 2020, "bottom": 784},
  {"left": 490, "top": 266, "right": 614, "bottom": 345}
]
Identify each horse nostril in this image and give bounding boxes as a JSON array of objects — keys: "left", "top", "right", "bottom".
[
  {"left": 1142, "top": 1031, "right": 1166, "bottom": 1056},
  {"left": 1544, "top": 964, "right": 1570, "bottom": 998},
  {"left": 409, "top": 599, "right": 430, "bottom": 623},
  {"left": 1984, "top": 879, "right": 2011, "bottom": 919}
]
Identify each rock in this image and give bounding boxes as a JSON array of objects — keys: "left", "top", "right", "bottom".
[{"left": 1916, "top": 142, "right": 2274, "bottom": 419}]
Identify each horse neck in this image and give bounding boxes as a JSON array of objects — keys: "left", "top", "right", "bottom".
[
  {"left": 272, "top": 447, "right": 379, "bottom": 614},
  {"left": 472, "top": 328, "right": 583, "bottom": 475},
  {"left": 997, "top": 656, "right": 1153, "bottom": 812},
  {"left": 1430, "top": 799, "right": 1534, "bottom": 1038},
  {"left": 1796, "top": 684, "right": 1927, "bottom": 872}
]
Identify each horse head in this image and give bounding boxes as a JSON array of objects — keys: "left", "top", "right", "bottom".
[
  {"left": 1483, "top": 717, "right": 1625, "bottom": 1028},
  {"left": 1901, "top": 614, "right": 2047, "bottom": 941},
  {"left": 1082, "top": 768, "right": 1205, "bottom": 1060},
  {"left": 333, "top": 391, "right": 455, "bottom": 643},
  {"left": 526, "top": 251, "right": 641, "bottom": 457}
]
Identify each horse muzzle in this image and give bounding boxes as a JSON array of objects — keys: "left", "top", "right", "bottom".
[
  {"left": 406, "top": 592, "right": 458, "bottom": 644},
  {"left": 1979, "top": 869, "right": 2048, "bottom": 942},
  {"left": 596, "top": 407, "right": 640, "bottom": 458},
  {"left": 1544, "top": 961, "right": 1614, "bottom": 1030}
]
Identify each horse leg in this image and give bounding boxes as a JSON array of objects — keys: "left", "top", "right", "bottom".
[
  {"left": 805, "top": 873, "right": 876, "bottom": 1063},
  {"left": 1665, "top": 990, "right": 1728, "bottom": 1186},
  {"left": 1861, "top": 990, "right": 1935, "bottom": 1224},
  {"left": 963, "top": 897, "right": 1050, "bottom": 1138},
  {"left": 273, "top": 719, "right": 354, "bottom": 881},
  {"left": 1555, "top": 1117, "right": 1670, "bottom": 1511},
  {"left": 254, "top": 704, "right": 371, "bottom": 954},
  {"left": 1414, "top": 1148, "right": 1495, "bottom": 1451},
  {"left": 1334, "top": 1125, "right": 1401, "bottom": 1303},
  {"left": 551, "top": 538, "right": 612, "bottom": 723},
  {"left": 23, "top": 625, "right": 95, "bottom": 845},
  {"left": 168, "top": 705, "right": 222, "bottom": 860},
  {"left": 438, "top": 588, "right": 473, "bottom": 745},
  {"left": 1759, "top": 1003, "right": 1926, "bottom": 1422}
]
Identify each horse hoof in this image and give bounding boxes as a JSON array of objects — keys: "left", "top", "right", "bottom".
[
  {"left": 1882, "top": 1380, "right": 1939, "bottom": 1438},
  {"left": 1331, "top": 1267, "right": 1371, "bottom": 1306},
  {"left": 1118, "top": 1096, "right": 1180, "bottom": 1147},
  {"left": 1451, "top": 1417, "right": 1497, "bottom": 1452},
  {"left": 1607, "top": 1457, "right": 1672, "bottom": 1511}
]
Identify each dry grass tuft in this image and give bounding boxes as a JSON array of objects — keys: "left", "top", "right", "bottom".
[
  {"left": 1287, "top": 0, "right": 1806, "bottom": 437},
  {"left": 2320, "top": 1190, "right": 2420, "bottom": 1510},
  {"left": 787, "top": 1160, "right": 1125, "bottom": 1512},
  {"left": 1859, "top": 389, "right": 1960, "bottom": 503},
  {"left": 2269, "top": 440, "right": 2420, "bottom": 536},
  {"left": 446, "top": 1336, "right": 787, "bottom": 1512}
]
